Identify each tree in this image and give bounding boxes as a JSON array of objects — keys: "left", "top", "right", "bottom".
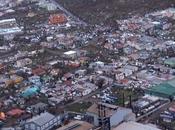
[{"left": 97, "top": 78, "right": 105, "bottom": 89}]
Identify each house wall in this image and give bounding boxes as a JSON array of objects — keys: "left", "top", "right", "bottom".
[
  {"left": 86, "top": 112, "right": 99, "bottom": 126},
  {"left": 110, "top": 109, "right": 134, "bottom": 127},
  {"left": 25, "top": 122, "right": 40, "bottom": 130}
]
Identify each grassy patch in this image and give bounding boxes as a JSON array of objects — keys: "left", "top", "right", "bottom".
[
  {"left": 111, "top": 88, "right": 143, "bottom": 106},
  {"left": 66, "top": 102, "right": 92, "bottom": 113}
]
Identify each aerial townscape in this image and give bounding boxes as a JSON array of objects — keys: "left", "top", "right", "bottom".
[{"left": 1, "top": 0, "right": 175, "bottom": 130}]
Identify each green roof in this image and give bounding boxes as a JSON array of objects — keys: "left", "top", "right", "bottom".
[
  {"left": 21, "top": 86, "right": 40, "bottom": 98},
  {"left": 164, "top": 58, "right": 175, "bottom": 67},
  {"left": 146, "top": 79, "right": 175, "bottom": 98}
]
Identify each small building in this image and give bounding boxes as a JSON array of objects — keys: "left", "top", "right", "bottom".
[
  {"left": 63, "top": 73, "right": 74, "bottom": 81},
  {"left": 48, "top": 96, "right": 64, "bottom": 106},
  {"left": 132, "top": 95, "right": 160, "bottom": 116},
  {"left": 124, "top": 65, "right": 138, "bottom": 72},
  {"left": 38, "top": 0, "right": 57, "bottom": 11},
  {"left": 0, "top": 64, "right": 5, "bottom": 71},
  {"left": 28, "top": 76, "right": 41, "bottom": 84},
  {"left": 0, "top": 112, "right": 5, "bottom": 120},
  {"left": 117, "top": 68, "right": 133, "bottom": 77},
  {"left": 115, "top": 71, "right": 125, "bottom": 81},
  {"left": 29, "top": 102, "right": 48, "bottom": 114},
  {"left": 75, "top": 69, "right": 87, "bottom": 77},
  {"left": 24, "top": 112, "right": 61, "bottom": 130},
  {"left": 32, "top": 67, "right": 46, "bottom": 76},
  {"left": 50, "top": 69, "right": 61, "bottom": 76},
  {"left": 64, "top": 51, "right": 77, "bottom": 59},
  {"left": 2, "top": 127, "right": 15, "bottom": 130},
  {"left": 0, "top": 18, "right": 22, "bottom": 36},
  {"left": 76, "top": 87, "right": 92, "bottom": 96},
  {"left": 21, "top": 86, "right": 40, "bottom": 98},
  {"left": 16, "top": 58, "right": 32, "bottom": 68},
  {"left": 89, "top": 61, "right": 105, "bottom": 69},
  {"left": 160, "top": 104, "right": 175, "bottom": 122},
  {"left": 10, "top": 75, "right": 23, "bottom": 84}
]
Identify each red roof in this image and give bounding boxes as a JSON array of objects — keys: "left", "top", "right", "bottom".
[
  {"left": 64, "top": 80, "right": 72, "bottom": 86},
  {"left": 119, "top": 79, "right": 129, "bottom": 84},
  {"left": 128, "top": 23, "right": 139, "bottom": 30},
  {"left": 0, "top": 64, "right": 4, "bottom": 70},
  {"left": 49, "top": 14, "right": 67, "bottom": 24},
  {"left": 7, "top": 109, "right": 25, "bottom": 116},
  {"left": 64, "top": 73, "right": 73, "bottom": 79},
  {"left": 114, "top": 44, "right": 124, "bottom": 49},
  {"left": 32, "top": 68, "right": 46, "bottom": 76},
  {"left": 0, "top": 112, "right": 5, "bottom": 120},
  {"left": 68, "top": 62, "right": 80, "bottom": 68}
]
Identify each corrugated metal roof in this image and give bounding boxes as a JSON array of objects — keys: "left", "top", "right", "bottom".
[{"left": 26, "top": 112, "right": 56, "bottom": 126}]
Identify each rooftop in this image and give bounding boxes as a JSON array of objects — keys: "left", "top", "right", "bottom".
[
  {"left": 57, "top": 120, "right": 93, "bottom": 130},
  {"left": 146, "top": 78, "right": 175, "bottom": 98},
  {"left": 112, "top": 121, "right": 161, "bottom": 130},
  {"left": 64, "top": 51, "right": 76, "bottom": 55},
  {"left": 26, "top": 112, "right": 56, "bottom": 126},
  {"left": 87, "top": 102, "right": 131, "bottom": 117}
]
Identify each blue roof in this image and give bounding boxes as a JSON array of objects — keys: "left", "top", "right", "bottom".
[{"left": 21, "top": 86, "right": 40, "bottom": 98}]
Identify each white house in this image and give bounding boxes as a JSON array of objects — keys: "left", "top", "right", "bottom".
[
  {"left": 115, "top": 71, "right": 125, "bottom": 81},
  {"left": 64, "top": 50, "right": 77, "bottom": 59}
]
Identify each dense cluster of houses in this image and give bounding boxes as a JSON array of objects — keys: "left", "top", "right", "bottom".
[{"left": 0, "top": 0, "right": 175, "bottom": 129}]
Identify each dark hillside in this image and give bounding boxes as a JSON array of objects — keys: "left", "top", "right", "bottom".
[{"left": 58, "top": 0, "right": 175, "bottom": 26}]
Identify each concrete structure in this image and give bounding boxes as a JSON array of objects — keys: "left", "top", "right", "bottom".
[
  {"left": 112, "top": 121, "right": 161, "bottom": 130},
  {"left": 86, "top": 102, "right": 136, "bottom": 127}
]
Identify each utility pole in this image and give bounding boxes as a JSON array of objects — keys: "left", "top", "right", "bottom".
[{"left": 98, "top": 103, "right": 111, "bottom": 130}]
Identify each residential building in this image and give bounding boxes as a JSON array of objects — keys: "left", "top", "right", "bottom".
[
  {"left": 16, "top": 58, "right": 32, "bottom": 68},
  {"left": 24, "top": 112, "right": 61, "bottom": 130},
  {"left": 64, "top": 51, "right": 77, "bottom": 59}
]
